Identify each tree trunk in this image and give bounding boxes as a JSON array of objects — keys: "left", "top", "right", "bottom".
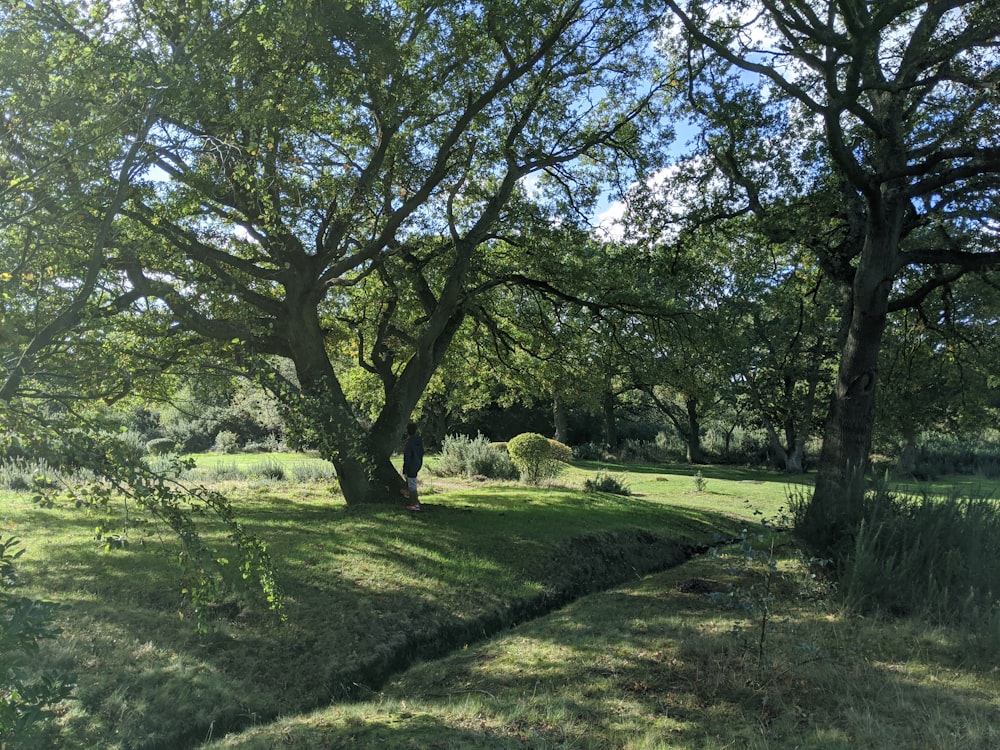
[
  {"left": 602, "top": 387, "right": 618, "bottom": 449},
  {"left": 898, "top": 429, "right": 918, "bottom": 475},
  {"left": 761, "top": 417, "right": 790, "bottom": 471},
  {"left": 803, "top": 209, "right": 901, "bottom": 556},
  {"left": 786, "top": 438, "right": 805, "bottom": 474},
  {"left": 284, "top": 307, "right": 412, "bottom": 505},
  {"left": 782, "top": 415, "right": 805, "bottom": 474},
  {"left": 685, "top": 396, "right": 703, "bottom": 464},
  {"left": 553, "top": 391, "right": 569, "bottom": 444}
]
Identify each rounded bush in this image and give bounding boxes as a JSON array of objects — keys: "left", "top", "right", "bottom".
[
  {"left": 508, "top": 432, "right": 565, "bottom": 484},
  {"left": 547, "top": 439, "right": 573, "bottom": 464},
  {"left": 145, "top": 438, "right": 177, "bottom": 456}
]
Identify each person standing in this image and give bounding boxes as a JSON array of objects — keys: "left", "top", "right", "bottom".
[{"left": 402, "top": 422, "right": 424, "bottom": 511}]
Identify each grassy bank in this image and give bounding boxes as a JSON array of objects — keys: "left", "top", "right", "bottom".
[
  {"left": 2, "top": 457, "right": 752, "bottom": 749},
  {"left": 2, "top": 456, "right": 997, "bottom": 748},
  {"left": 208, "top": 547, "right": 1000, "bottom": 749}
]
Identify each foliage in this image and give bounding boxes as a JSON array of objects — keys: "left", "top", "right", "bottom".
[
  {"left": 251, "top": 460, "right": 286, "bottom": 482},
  {"left": 0, "top": 404, "right": 284, "bottom": 630},
  {"left": 661, "top": 0, "right": 1000, "bottom": 557},
  {"left": 0, "top": 536, "right": 73, "bottom": 746},
  {"left": 213, "top": 430, "right": 241, "bottom": 455},
  {"left": 583, "top": 470, "right": 631, "bottom": 496},
  {"left": 435, "top": 434, "right": 518, "bottom": 480},
  {"left": 507, "top": 432, "right": 566, "bottom": 484},
  {"left": 693, "top": 471, "right": 706, "bottom": 493},
  {"left": 12, "top": 0, "right": 664, "bottom": 506},
  {"left": 710, "top": 529, "right": 782, "bottom": 678},
  {"left": 908, "top": 431, "right": 1000, "bottom": 480},
  {"left": 875, "top": 286, "right": 1000, "bottom": 462},
  {"left": 0, "top": 460, "right": 56, "bottom": 493},
  {"left": 546, "top": 438, "right": 574, "bottom": 465}
]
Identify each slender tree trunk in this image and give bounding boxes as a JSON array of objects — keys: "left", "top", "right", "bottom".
[
  {"left": 782, "top": 415, "right": 805, "bottom": 474},
  {"left": 685, "top": 396, "right": 703, "bottom": 464},
  {"left": 553, "top": 391, "right": 569, "bottom": 444},
  {"left": 899, "top": 429, "right": 918, "bottom": 475},
  {"left": 603, "top": 387, "right": 618, "bottom": 449}
]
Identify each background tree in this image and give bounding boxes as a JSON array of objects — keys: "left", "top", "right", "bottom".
[
  {"left": 662, "top": 0, "right": 1000, "bottom": 554},
  {"left": 0, "top": 1, "right": 164, "bottom": 402},
  {"left": 725, "top": 231, "right": 839, "bottom": 473},
  {"left": 875, "top": 273, "right": 1000, "bottom": 474}
]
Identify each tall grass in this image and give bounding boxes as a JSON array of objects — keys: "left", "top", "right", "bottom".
[
  {"left": 830, "top": 485, "right": 1000, "bottom": 635},
  {"left": 434, "top": 433, "right": 518, "bottom": 480}
]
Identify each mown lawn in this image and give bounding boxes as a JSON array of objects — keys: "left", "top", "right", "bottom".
[{"left": 2, "top": 455, "right": 997, "bottom": 749}]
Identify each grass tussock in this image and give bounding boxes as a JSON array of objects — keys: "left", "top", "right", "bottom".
[{"left": 841, "top": 486, "right": 1000, "bottom": 632}]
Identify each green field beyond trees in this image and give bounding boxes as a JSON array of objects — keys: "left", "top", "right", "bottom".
[{"left": 1, "top": 457, "right": 997, "bottom": 749}]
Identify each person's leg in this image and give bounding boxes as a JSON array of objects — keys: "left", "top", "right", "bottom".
[{"left": 406, "top": 475, "right": 420, "bottom": 509}]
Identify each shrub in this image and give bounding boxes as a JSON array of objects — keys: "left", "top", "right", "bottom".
[
  {"left": 547, "top": 439, "right": 573, "bottom": 464},
  {"left": 251, "top": 460, "right": 285, "bottom": 481},
  {"left": 290, "top": 462, "right": 338, "bottom": 483},
  {"left": 116, "top": 430, "right": 150, "bottom": 458},
  {"left": 583, "top": 470, "right": 631, "bottom": 496},
  {"left": 913, "top": 433, "right": 1000, "bottom": 479},
  {"left": 145, "top": 438, "right": 177, "bottom": 456},
  {"left": 0, "top": 460, "right": 58, "bottom": 492},
  {"left": 508, "top": 432, "right": 566, "bottom": 484},
  {"left": 212, "top": 430, "right": 240, "bottom": 454},
  {"left": 435, "top": 434, "right": 518, "bottom": 480},
  {"left": 201, "top": 462, "right": 248, "bottom": 482},
  {"left": 572, "top": 442, "right": 605, "bottom": 461},
  {"left": 693, "top": 471, "right": 707, "bottom": 493}
]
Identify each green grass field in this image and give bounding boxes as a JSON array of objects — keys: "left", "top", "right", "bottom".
[{"left": 2, "top": 454, "right": 997, "bottom": 749}]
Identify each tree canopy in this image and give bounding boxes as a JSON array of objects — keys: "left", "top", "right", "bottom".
[
  {"left": 2, "top": 0, "right": 668, "bottom": 505},
  {"left": 3, "top": 0, "right": 999, "bottom": 540}
]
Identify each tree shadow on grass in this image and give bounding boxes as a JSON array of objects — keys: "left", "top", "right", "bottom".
[
  {"left": 379, "top": 568, "right": 1000, "bottom": 750},
  {"left": 10, "top": 487, "right": 740, "bottom": 750}
]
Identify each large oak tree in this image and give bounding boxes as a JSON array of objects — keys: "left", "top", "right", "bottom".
[
  {"left": 662, "top": 0, "right": 1000, "bottom": 553},
  {"left": 4, "top": 0, "right": 667, "bottom": 505}
]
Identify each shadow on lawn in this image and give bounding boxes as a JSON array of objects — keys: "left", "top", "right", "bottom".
[
  {"left": 14, "top": 487, "right": 740, "bottom": 750},
  {"left": 375, "top": 572, "right": 1000, "bottom": 750}
]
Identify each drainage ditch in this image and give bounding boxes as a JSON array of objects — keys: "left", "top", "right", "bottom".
[
  {"left": 185, "top": 528, "right": 724, "bottom": 750},
  {"left": 326, "top": 528, "right": 716, "bottom": 702}
]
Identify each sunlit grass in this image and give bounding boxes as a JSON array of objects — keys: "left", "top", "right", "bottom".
[
  {"left": 0, "top": 462, "right": 740, "bottom": 749},
  {"left": 207, "top": 549, "right": 1000, "bottom": 750},
  {"left": 2, "top": 454, "right": 998, "bottom": 749}
]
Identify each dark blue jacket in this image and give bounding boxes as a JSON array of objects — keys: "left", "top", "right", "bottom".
[{"left": 403, "top": 434, "right": 424, "bottom": 477}]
